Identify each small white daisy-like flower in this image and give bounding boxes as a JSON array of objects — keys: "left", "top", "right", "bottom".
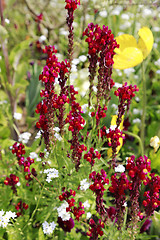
[
  {"left": 115, "top": 164, "right": 125, "bottom": 173},
  {"left": 80, "top": 179, "right": 90, "bottom": 191},
  {"left": 83, "top": 200, "right": 90, "bottom": 209},
  {"left": 14, "top": 112, "right": 22, "bottom": 120},
  {"left": 19, "top": 132, "right": 31, "bottom": 144},
  {"left": 42, "top": 220, "right": 56, "bottom": 235},
  {"left": 86, "top": 212, "right": 92, "bottom": 219},
  {"left": 53, "top": 127, "right": 60, "bottom": 132},
  {"left": 54, "top": 133, "right": 62, "bottom": 141},
  {"left": 44, "top": 168, "right": 59, "bottom": 183},
  {"left": 79, "top": 55, "right": 87, "bottom": 62},
  {"left": 57, "top": 201, "right": 70, "bottom": 221},
  {"left": 39, "top": 35, "right": 46, "bottom": 43}
]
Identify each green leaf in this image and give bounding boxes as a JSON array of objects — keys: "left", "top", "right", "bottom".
[
  {"left": 0, "top": 25, "right": 8, "bottom": 41},
  {"left": 9, "top": 39, "right": 32, "bottom": 70}
]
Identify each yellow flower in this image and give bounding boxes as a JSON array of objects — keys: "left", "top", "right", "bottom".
[
  {"left": 107, "top": 115, "right": 124, "bottom": 158},
  {"left": 113, "top": 27, "right": 154, "bottom": 70},
  {"left": 150, "top": 136, "right": 160, "bottom": 153}
]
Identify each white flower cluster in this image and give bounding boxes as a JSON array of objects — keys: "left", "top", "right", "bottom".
[
  {"left": 18, "top": 132, "right": 31, "bottom": 144},
  {"left": 42, "top": 221, "right": 56, "bottom": 235},
  {"left": 0, "top": 210, "right": 16, "bottom": 228},
  {"left": 53, "top": 127, "right": 62, "bottom": 141},
  {"left": 44, "top": 168, "right": 59, "bottom": 183},
  {"left": 80, "top": 179, "right": 90, "bottom": 191},
  {"left": 29, "top": 152, "right": 41, "bottom": 162},
  {"left": 57, "top": 201, "right": 70, "bottom": 221}
]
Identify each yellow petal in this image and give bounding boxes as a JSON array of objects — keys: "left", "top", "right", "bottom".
[
  {"left": 113, "top": 47, "right": 143, "bottom": 69},
  {"left": 111, "top": 115, "right": 124, "bottom": 130},
  {"left": 115, "top": 34, "right": 138, "bottom": 54},
  {"left": 137, "top": 27, "right": 154, "bottom": 59}
]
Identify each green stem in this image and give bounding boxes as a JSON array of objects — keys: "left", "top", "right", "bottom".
[
  {"left": 123, "top": 131, "right": 144, "bottom": 156},
  {"left": 140, "top": 62, "right": 146, "bottom": 155},
  {"left": 22, "top": 183, "right": 45, "bottom": 231}
]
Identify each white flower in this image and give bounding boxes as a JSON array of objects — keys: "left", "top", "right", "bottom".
[
  {"left": 17, "top": 182, "right": 21, "bottom": 186},
  {"left": 39, "top": 35, "right": 46, "bottom": 43},
  {"left": 123, "top": 202, "right": 127, "bottom": 207},
  {"left": 53, "top": 127, "right": 60, "bottom": 132},
  {"left": 35, "top": 131, "right": 41, "bottom": 139},
  {"left": 0, "top": 210, "right": 17, "bottom": 228},
  {"left": 0, "top": 210, "right": 4, "bottom": 217},
  {"left": 110, "top": 125, "right": 117, "bottom": 131},
  {"left": 133, "top": 118, "right": 141, "bottom": 124},
  {"left": 86, "top": 212, "right": 92, "bottom": 219},
  {"left": 111, "top": 6, "right": 123, "bottom": 15},
  {"left": 42, "top": 221, "right": 56, "bottom": 235},
  {"left": 57, "top": 201, "right": 70, "bottom": 221},
  {"left": 119, "top": 22, "right": 132, "bottom": 30},
  {"left": 44, "top": 168, "right": 59, "bottom": 183},
  {"left": 133, "top": 108, "right": 142, "bottom": 115},
  {"left": 121, "top": 13, "right": 130, "bottom": 20},
  {"left": 5, "top": 18, "right": 10, "bottom": 24},
  {"left": 155, "top": 58, "right": 160, "bottom": 67},
  {"left": 14, "top": 112, "right": 22, "bottom": 120},
  {"left": 30, "top": 152, "right": 38, "bottom": 159},
  {"left": 29, "top": 152, "right": 41, "bottom": 162},
  {"left": 54, "top": 133, "right": 62, "bottom": 141},
  {"left": 72, "top": 58, "right": 80, "bottom": 65},
  {"left": 99, "top": 10, "right": 107, "bottom": 18},
  {"left": 156, "top": 70, "right": 160, "bottom": 74},
  {"left": 79, "top": 55, "right": 87, "bottom": 62},
  {"left": 81, "top": 104, "right": 88, "bottom": 113},
  {"left": 123, "top": 68, "right": 135, "bottom": 76},
  {"left": 115, "top": 164, "right": 125, "bottom": 173},
  {"left": 80, "top": 179, "right": 90, "bottom": 191},
  {"left": 114, "top": 83, "right": 122, "bottom": 88},
  {"left": 153, "top": 26, "right": 160, "bottom": 32},
  {"left": 142, "top": 8, "right": 152, "bottom": 16},
  {"left": 18, "top": 132, "right": 31, "bottom": 144},
  {"left": 150, "top": 136, "right": 160, "bottom": 152},
  {"left": 83, "top": 200, "right": 90, "bottom": 209}
]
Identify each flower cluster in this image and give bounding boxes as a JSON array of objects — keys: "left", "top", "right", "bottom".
[
  {"left": 89, "top": 170, "right": 109, "bottom": 218},
  {"left": 65, "top": 0, "right": 80, "bottom": 67},
  {"left": 109, "top": 173, "right": 131, "bottom": 228},
  {"left": 15, "top": 201, "right": 28, "bottom": 217},
  {"left": 36, "top": 45, "right": 70, "bottom": 149},
  {"left": 84, "top": 147, "right": 101, "bottom": 167},
  {"left": 143, "top": 173, "right": 160, "bottom": 216},
  {"left": 106, "top": 127, "right": 125, "bottom": 168},
  {"left": 11, "top": 142, "right": 37, "bottom": 186},
  {"left": 91, "top": 105, "right": 107, "bottom": 126},
  {"left": 126, "top": 155, "right": 151, "bottom": 229},
  {"left": 66, "top": 89, "right": 86, "bottom": 170},
  {"left": 83, "top": 23, "right": 119, "bottom": 105},
  {"left": 114, "top": 82, "right": 139, "bottom": 127},
  {"left": 87, "top": 218, "right": 104, "bottom": 240},
  {"left": 0, "top": 210, "right": 17, "bottom": 228},
  {"left": 42, "top": 221, "right": 56, "bottom": 235},
  {"left": 58, "top": 188, "right": 85, "bottom": 231},
  {"left": 44, "top": 168, "right": 59, "bottom": 183},
  {"left": 4, "top": 174, "right": 19, "bottom": 194}
]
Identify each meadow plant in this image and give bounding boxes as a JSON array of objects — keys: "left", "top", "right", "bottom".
[{"left": 1, "top": 1, "right": 160, "bottom": 240}]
